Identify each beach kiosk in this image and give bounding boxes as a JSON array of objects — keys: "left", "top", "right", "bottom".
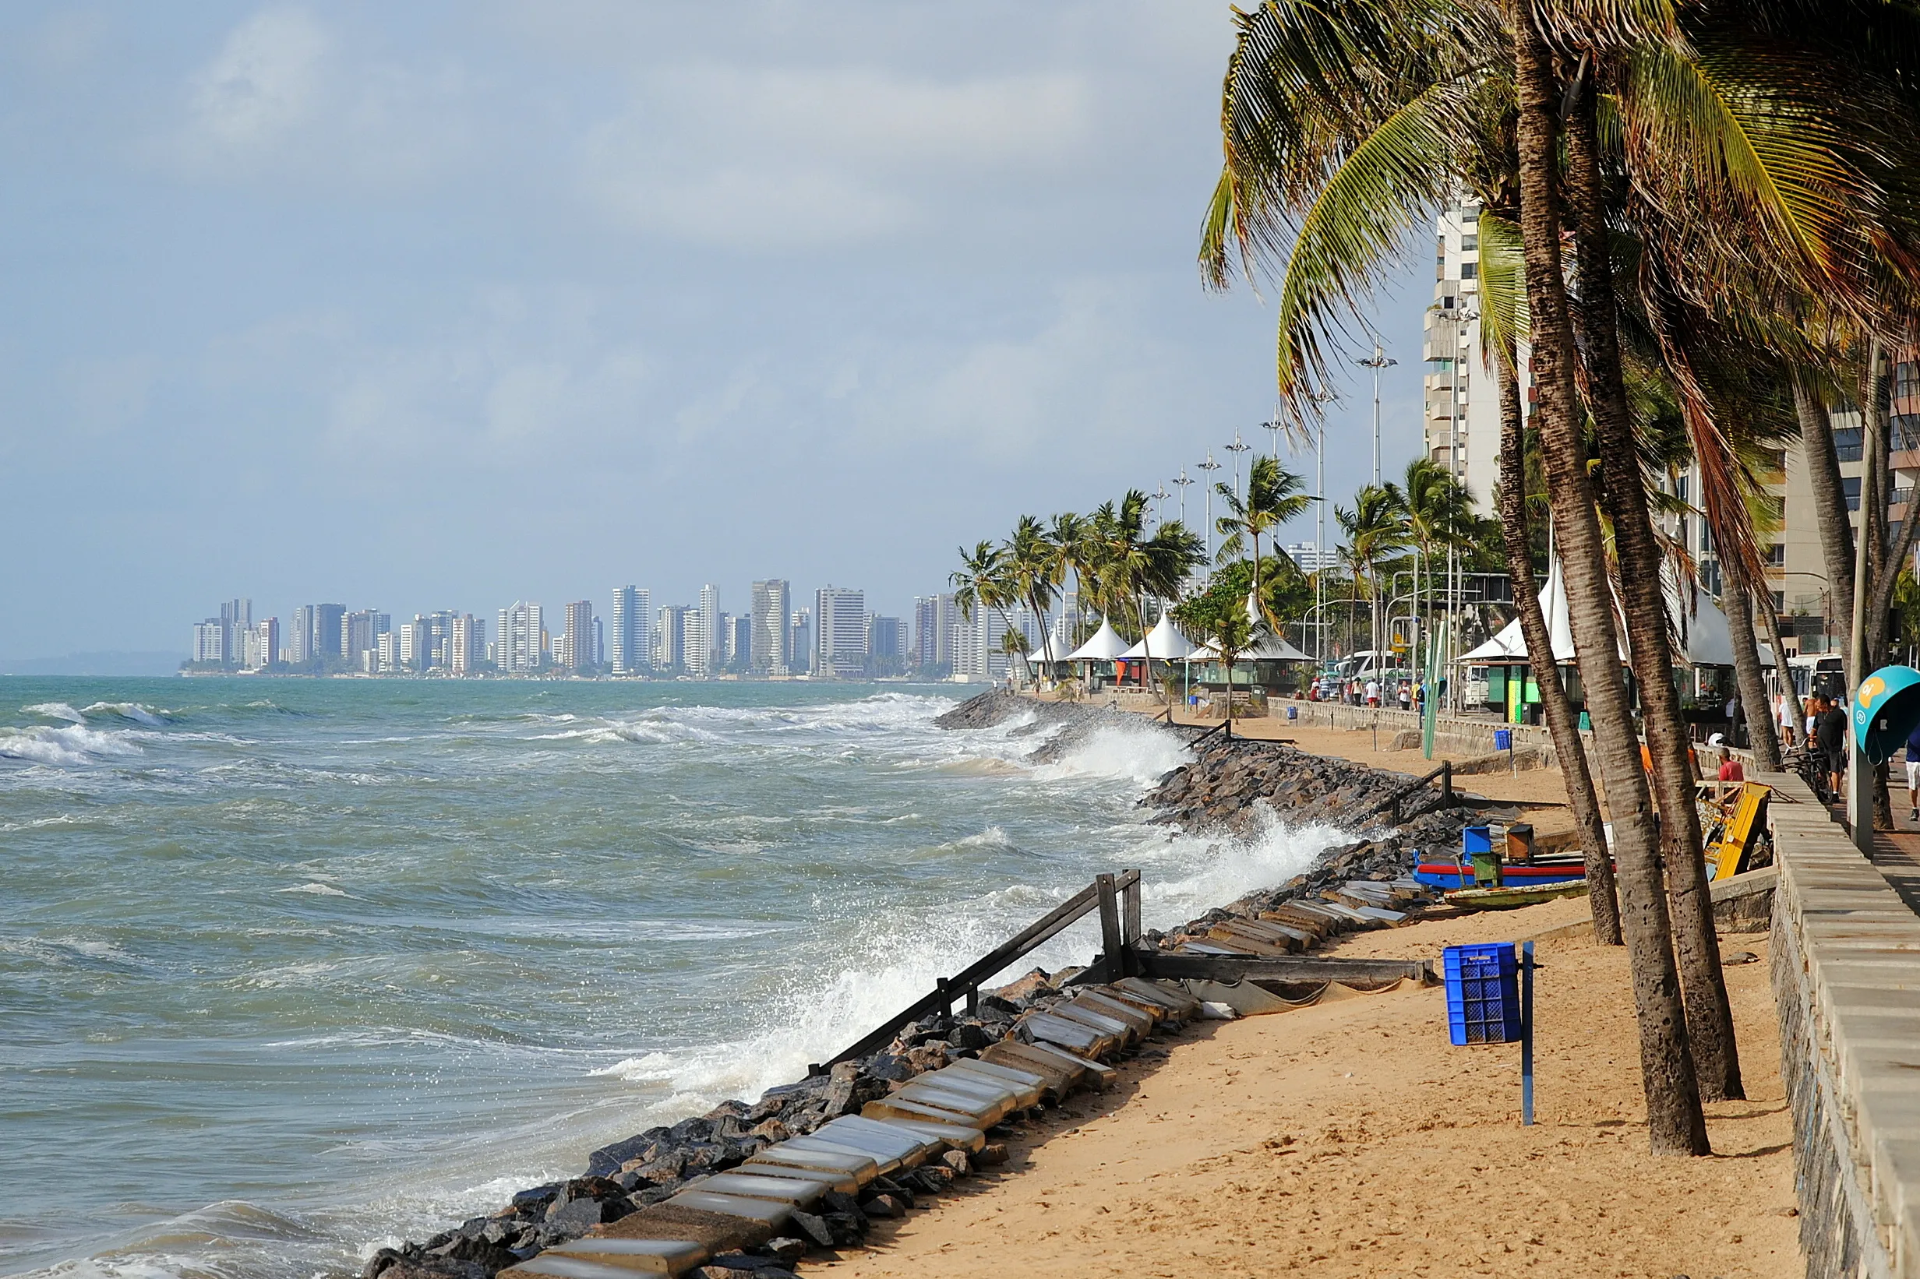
[
  {"left": 1118, "top": 611, "right": 1198, "bottom": 689},
  {"left": 1459, "top": 559, "right": 1582, "bottom": 725},
  {"left": 1065, "top": 617, "right": 1130, "bottom": 693}
]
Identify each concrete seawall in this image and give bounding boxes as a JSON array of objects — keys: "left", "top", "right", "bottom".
[{"left": 1768, "top": 770, "right": 1920, "bottom": 1276}]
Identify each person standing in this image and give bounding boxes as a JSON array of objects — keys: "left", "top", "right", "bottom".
[
  {"left": 1813, "top": 695, "right": 1850, "bottom": 800},
  {"left": 1905, "top": 720, "right": 1920, "bottom": 823},
  {"left": 1365, "top": 678, "right": 1380, "bottom": 707},
  {"left": 1776, "top": 692, "right": 1796, "bottom": 748}
]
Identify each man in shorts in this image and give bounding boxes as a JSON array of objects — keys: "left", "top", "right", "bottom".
[
  {"left": 1776, "top": 693, "right": 1796, "bottom": 748},
  {"left": 1813, "top": 695, "right": 1849, "bottom": 799},
  {"left": 1906, "top": 721, "right": 1920, "bottom": 823}
]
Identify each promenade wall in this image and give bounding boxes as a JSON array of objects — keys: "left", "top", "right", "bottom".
[{"left": 1769, "top": 770, "right": 1920, "bottom": 1277}]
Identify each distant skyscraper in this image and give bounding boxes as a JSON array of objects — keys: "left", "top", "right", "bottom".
[
  {"left": 751, "top": 579, "right": 791, "bottom": 675},
  {"left": 610, "top": 586, "right": 651, "bottom": 676},
  {"left": 192, "top": 619, "right": 226, "bottom": 664},
  {"left": 914, "top": 594, "right": 960, "bottom": 671},
  {"left": 376, "top": 629, "right": 400, "bottom": 673},
  {"left": 342, "top": 609, "right": 381, "bottom": 670},
  {"left": 562, "top": 600, "right": 595, "bottom": 673},
  {"left": 725, "top": 614, "right": 750, "bottom": 671},
  {"left": 790, "top": 608, "right": 812, "bottom": 674},
  {"left": 450, "top": 614, "right": 483, "bottom": 674},
  {"left": 221, "top": 598, "right": 251, "bottom": 664},
  {"left": 311, "top": 604, "right": 346, "bottom": 661},
  {"left": 257, "top": 617, "right": 280, "bottom": 669},
  {"left": 815, "top": 587, "right": 865, "bottom": 677},
  {"left": 867, "top": 615, "right": 903, "bottom": 673},
  {"left": 497, "top": 602, "right": 544, "bottom": 672},
  {"left": 692, "top": 584, "right": 720, "bottom": 678},
  {"left": 655, "top": 605, "right": 690, "bottom": 671}
]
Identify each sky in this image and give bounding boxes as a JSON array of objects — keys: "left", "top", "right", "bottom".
[{"left": 0, "top": 1, "right": 1431, "bottom": 662}]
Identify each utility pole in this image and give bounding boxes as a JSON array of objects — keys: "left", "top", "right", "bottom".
[
  {"left": 1152, "top": 484, "right": 1170, "bottom": 526},
  {"left": 1225, "top": 432, "right": 1251, "bottom": 505},
  {"left": 1198, "top": 452, "right": 1222, "bottom": 578},
  {"left": 1357, "top": 342, "right": 1397, "bottom": 489},
  {"left": 1172, "top": 469, "right": 1192, "bottom": 527}
]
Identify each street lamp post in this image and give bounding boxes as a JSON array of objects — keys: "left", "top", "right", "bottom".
[
  {"left": 1262, "top": 417, "right": 1282, "bottom": 461},
  {"left": 1198, "top": 452, "right": 1222, "bottom": 576},
  {"left": 1356, "top": 342, "right": 1397, "bottom": 489},
  {"left": 1225, "top": 432, "right": 1251, "bottom": 505},
  {"left": 1172, "top": 469, "right": 1192, "bottom": 528},
  {"left": 1152, "top": 484, "right": 1170, "bottom": 526}
]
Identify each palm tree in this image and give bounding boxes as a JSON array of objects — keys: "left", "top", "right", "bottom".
[
  {"left": 1509, "top": 0, "right": 1707, "bottom": 1152},
  {"left": 1215, "top": 456, "right": 1312, "bottom": 631},
  {"left": 1335, "top": 484, "right": 1408, "bottom": 659},
  {"left": 950, "top": 541, "right": 1016, "bottom": 675},
  {"left": 1004, "top": 515, "right": 1060, "bottom": 667},
  {"left": 1386, "top": 456, "right": 1475, "bottom": 659}
]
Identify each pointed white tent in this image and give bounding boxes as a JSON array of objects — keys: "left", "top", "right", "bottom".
[
  {"left": 1459, "top": 557, "right": 1578, "bottom": 663},
  {"left": 1065, "top": 617, "right": 1130, "bottom": 662},
  {"left": 1187, "top": 593, "right": 1311, "bottom": 661},
  {"left": 1119, "top": 612, "right": 1198, "bottom": 660},
  {"left": 1663, "top": 565, "right": 1773, "bottom": 667}
]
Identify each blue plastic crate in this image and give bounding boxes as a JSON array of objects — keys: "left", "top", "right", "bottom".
[
  {"left": 1443, "top": 943, "right": 1522, "bottom": 1045},
  {"left": 1493, "top": 728, "right": 1512, "bottom": 751},
  {"left": 1462, "top": 825, "right": 1493, "bottom": 855}
]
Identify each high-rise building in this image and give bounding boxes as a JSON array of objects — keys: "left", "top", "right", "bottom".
[
  {"left": 257, "top": 617, "right": 280, "bottom": 669},
  {"left": 610, "top": 586, "right": 651, "bottom": 676},
  {"left": 726, "top": 615, "right": 751, "bottom": 671},
  {"left": 221, "top": 598, "right": 252, "bottom": 665},
  {"left": 914, "top": 594, "right": 959, "bottom": 672},
  {"left": 561, "top": 600, "right": 595, "bottom": 672},
  {"left": 1422, "top": 197, "right": 1504, "bottom": 508},
  {"left": 193, "top": 619, "right": 226, "bottom": 664},
  {"left": 692, "top": 584, "right": 720, "bottom": 678},
  {"left": 814, "top": 587, "right": 866, "bottom": 678},
  {"left": 450, "top": 614, "right": 483, "bottom": 674},
  {"left": 342, "top": 609, "right": 382, "bottom": 670},
  {"left": 790, "top": 608, "right": 813, "bottom": 674},
  {"left": 655, "top": 605, "right": 690, "bottom": 671},
  {"left": 751, "top": 579, "right": 791, "bottom": 675},
  {"left": 867, "top": 615, "right": 904, "bottom": 675},
  {"left": 497, "top": 602, "right": 544, "bottom": 672},
  {"left": 310, "top": 604, "right": 346, "bottom": 662},
  {"left": 288, "top": 605, "right": 312, "bottom": 664},
  {"left": 376, "top": 629, "right": 400, "bottom": 673}
]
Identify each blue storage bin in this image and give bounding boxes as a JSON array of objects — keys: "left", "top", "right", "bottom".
[
  {"left": 1444, "top": 943, "right": 1522, "bottom": 1045},
  {"left": 1493, "top": 728, "right": 1512, "bottom": 751},
  {"left": 1462, "top": 825, "right": 1493, "bottom": 855}
]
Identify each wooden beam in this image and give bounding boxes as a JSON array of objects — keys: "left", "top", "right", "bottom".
[{"left": 1141, "top": 952, "right": 1433, "bottom": 984}]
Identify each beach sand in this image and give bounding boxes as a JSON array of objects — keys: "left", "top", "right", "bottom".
[{"left": 818, "top": 893, "right": 1798, "bottom": 1278}]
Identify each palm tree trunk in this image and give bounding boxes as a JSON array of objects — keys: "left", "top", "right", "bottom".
[
  {"left": 1760, "top": 590, "right": 1802, "bottom": 744},
  {"left": 1498, "top": 362, "right": 1621, "bottom": 943},
  {"left": 1860, "top": 346, "right": 1896, "bottom": 831},
  {"left": 1794, "top": 370, "right": 1857, "bottom": 673},
  {"left": 1723, "top": 559, "right": 1780, "bottom": 770},
  {"left": 1498, "top": 361, "right": 1621, "bottom": 944},
  {"left": 1564, "top": 76, "right": 1741, "bottom": 1102},
  {"left": 1514, "top": 0, "right": 1709, "bottom": 1153}
]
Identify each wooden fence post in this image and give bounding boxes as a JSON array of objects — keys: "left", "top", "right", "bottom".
[
  {"left": 1121, "top": 870, "right": 1142, "bottom": 976},
  {"left": 1096, "top": 873, "right": 1123, "bottom": 983}
]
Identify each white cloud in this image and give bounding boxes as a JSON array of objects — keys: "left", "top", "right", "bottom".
[
  {"left": 162, "top": 7, "right": 473, "bottom": 187},
  {"left": 581, "top": 64, "right": 1090, "bottom": 247},
  {"left": 186, "top": 7, "right": 329, "bottom": 152}
]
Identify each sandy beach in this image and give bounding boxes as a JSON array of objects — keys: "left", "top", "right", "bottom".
[{"left": 818, "top": 894, "right": 1796, "bottom": 1278}]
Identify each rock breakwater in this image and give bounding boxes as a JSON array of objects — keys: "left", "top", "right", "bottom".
[{"left": 368, "top": 690, "right": 1515, "bottom": 1279}]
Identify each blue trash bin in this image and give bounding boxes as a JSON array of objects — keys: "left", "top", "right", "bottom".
[
  {"left": 1493, "top": 728, "right": 1512, "bottom": 751},
  {"left": 1443, "top": 943, "right": 1522, "bottom": 1044},
  {"left": 1462, "top": 825, "right": 1493, "bottom": 855},
  {"left": 1287, "top": 705, "right": 1298, "bottom": 721}
]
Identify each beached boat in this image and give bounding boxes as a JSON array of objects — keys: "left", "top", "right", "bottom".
[
  {"left": 1411, "top": 860, "right": 1587, "bottom": 890},
  {"left": 1443, "top": 880, "right": 1592, "bottom": 910}
]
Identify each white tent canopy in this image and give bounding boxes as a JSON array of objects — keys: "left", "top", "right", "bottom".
[
  {"left": 1189, "top": 595, "right": 1312, "bottom": 661},
  {"left": 1458, "top": 557, "right": 1579, "bottom": 664},
  {"left": 1456, "top": 556, "right": 1772, "bottom": 668},
  {"left": 1065, "top": 617, "right": 1130, "bottom": 662},
  {"left": 1119, "top": 611, "right": 1198, "bottom": 660}
]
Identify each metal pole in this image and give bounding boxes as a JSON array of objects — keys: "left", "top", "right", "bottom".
[
  {"left": 1848, "top": 351, "right": 1882, "bottom": 849},
  {"left": 1199, "top": 452, "right": 1222, "bottom": 579},
  {"left": 1357, "top": 343, "right": 1397, "bottom": 490},
  {"left": 1521, "top": 941, "right": 1535, "bottom": 1126},
  {"left": 1317, "top": 421, "right": 1326, "bottom": 665},
  {"left": 1226, "top": 432, "right": 1251, "bottom": 507}
]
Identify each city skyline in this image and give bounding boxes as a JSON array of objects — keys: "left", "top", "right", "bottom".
[{"left": 0, "top": 4, "right": 1430, "bottom": 665}]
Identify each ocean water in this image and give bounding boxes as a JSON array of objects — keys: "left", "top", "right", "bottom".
[{"left": 0, "top": 679, "right": 1345, "bottom": 1279}]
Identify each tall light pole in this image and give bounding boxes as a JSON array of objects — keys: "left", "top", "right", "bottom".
[
  {"left": 1304, "top": 390, "right": 1336, "bottom": 667},
  {"left": 1152, "top": 484, "right": 1169, "bottom": 525},
  {"left": 1445, "top": 307, "right": 1478, "bottom": 710},
  {"left": 1262, "top": 417, "right": 1283, "bottom": 461},
  {"left": 1198, "top": 452, "right": 1222, "bottom": 575},
  {"left": 1357, "top": 342, "right": 1397, "bottom": 489},
  {"left": 1172, "top": 469, "right": 1192, "bottom": 527},
  {"left": 1225, "top": 432, "right": 1251, "bottom": 505}
]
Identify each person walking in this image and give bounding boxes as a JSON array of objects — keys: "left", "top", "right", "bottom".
[
  {"left": 1365, "top": 678, "right": 1380, "bottom": 708},
  {"left": 1776, "top": 692, "right": 1796, "bottom": 748}
]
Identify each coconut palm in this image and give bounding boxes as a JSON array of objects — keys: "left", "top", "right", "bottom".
[
  {"left": 949, "top": 541, "right": 1017, "bottom": 672},
  {"left": 1335, "top": 484, "right": 1409, "bottom": 659},
  {"left": 1004, "top": 515, "right": 1060, "bottom": 665},
  {"left": 1215, "top": 456, "right": 1313, "bottom": 631}
]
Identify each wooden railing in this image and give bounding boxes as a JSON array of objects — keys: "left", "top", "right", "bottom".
[
  {"left": 812, "top": 869, "right": 1143, "bottom": 1072},
  {"left": 1367, "top": 760, "right": 1455, "bottom": 825}
]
